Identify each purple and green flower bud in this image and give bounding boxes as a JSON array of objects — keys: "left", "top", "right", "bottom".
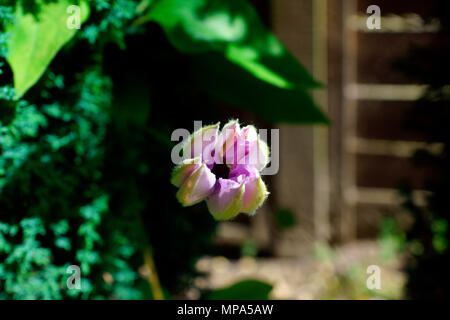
[{"left": 171, "top": 120, "right": 270, "bottom": 220}]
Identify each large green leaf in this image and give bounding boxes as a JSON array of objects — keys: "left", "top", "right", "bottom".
[
  {"left": 147, "top": 0, "right": 321, "bottom": 89},
  {"left": 192, "top": 53, "right": 329, "bottom": 124},
  {"left": 6, "top": 0, "right": 90, "bottom": 99},
  {"left": 205, "top": 279, "right": 273, "bottom": 300},
  {"left": 147, "top": 0, "right": 327, "bottom": 124}
]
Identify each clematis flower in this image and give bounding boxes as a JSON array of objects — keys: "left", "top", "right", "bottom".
[{"left": 171, "top": 120, "right": 270, "bottom": 220}]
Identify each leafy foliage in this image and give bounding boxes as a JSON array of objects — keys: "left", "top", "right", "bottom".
[
  {"left": 0, "top": 0, "right": 326, "bottom": 299},
  {"left": 147, "top": 0, "right": 320, "bottom": 88},
  {"left": 0, "top": 67, "right": 148, "bottom": 299},
  {"left": 146, "top": 0, "right": 327, "bottom": 123},
  {"left": 377, "top": 217, "right": 405, "bottom": 262}
]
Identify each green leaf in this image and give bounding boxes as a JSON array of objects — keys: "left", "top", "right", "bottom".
[
  {"left": 147, "top": 0, "right": 327, "bottom": 124},
  {"left": 6, "top": 0, "right": 90, "bottom": 99},
  {"left": 192, "top": 53, "right": 328, "bottom": 124},
  {"left": 205, "top": 279, "right": 273, "bottom": 300},
  {"left": 147, "top": 0, "right": 321, "bottom": 89},
  {"left": 275, "top": 208, "right": 297, "bottom": 230}
]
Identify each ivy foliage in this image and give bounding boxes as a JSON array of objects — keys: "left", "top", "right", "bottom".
[
  {"left": 0, "top": 67, "right": 147, "bottom": 299},
  {"left": 0, "top": 0, "right": 326, "bottom": 299}
]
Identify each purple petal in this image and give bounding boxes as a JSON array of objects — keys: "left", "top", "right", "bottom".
[
  {"left": 237, "top": 126, "right": 269, "bottom": 170},
  {"left": 214, "top": 120, "right": 240, "bottom": 165},
  {"left": 206, "top": 178, "right": 245, "bottom": 220},
  {"left": 176, "top": 163, "right": 216, "bottom": 206},
  {"left": 228, "top": 164, "right": 258, "bottom": 183},
  {"left": 182, "top": 123, "right": 219, "bottom": 161},
  {"left": 226, "top": 133, "right": 248, "bottom": 166}
]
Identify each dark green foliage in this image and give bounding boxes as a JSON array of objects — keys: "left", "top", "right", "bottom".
[
  {"left": 101, "top": 29, "right": 218, "bottom": 293},
  {"left": 275, "top": 208, "right": 296, "bottom": 230},
  {"left": 0, "top": 0, "right": 325, "bottom": 299},
  {"left": 146, "top": 0, "right": 327, "bottom": 124},
  {"left": 240, "top": 239, "right": 258, "bottom": 257},
  {"left": 205, "top": 279, "right": 273, "bottom": 300},
  {"left": 396, "top": 0, "right": 450, "bottom": 299},
  {"left": 0, "top": 68, "right": 147, "bottom": 299},
  {"left": 376, "top": 217, "right": 406, "bottom": 263}
]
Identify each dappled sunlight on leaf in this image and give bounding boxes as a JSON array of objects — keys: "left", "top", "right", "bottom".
[
  {"left": 147, "top": 0, "right": 327, "bottom": 124},
  {"left": 6, "top": 0, "right": 90, "bottom": 99}
]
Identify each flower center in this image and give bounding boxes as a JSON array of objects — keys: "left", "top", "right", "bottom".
[{"left": 211, "top": 163, "right": 230, "bottom": 179}]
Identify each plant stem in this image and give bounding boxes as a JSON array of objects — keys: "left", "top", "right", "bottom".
[{"left": 144, "top": 247, "right": 164, "bottom": 300}]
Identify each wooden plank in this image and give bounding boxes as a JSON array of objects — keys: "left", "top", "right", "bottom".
[
  {"left": 357, "top": 0, "right": 436, "bottom": 15},
  {"left": 340, "top": 0, "right": 359, "bottom": 242},
  {"left": 356, "top": 154, "right": 438, "bottom": 189},
  {"left": 357, "top": 33, "right": 436, "bottom": 84},
  {"left": 356, "top": 101, "right": 427, "bottom": 141},
  {"left": 327, "top": 0, "right": 345, "bottom": 243},
  {"left": 355, "top": 203, "right": 413, "bottom": 239},
  {"left": 271, "top": 0, "right": 316, "bottom": 256},
  {"left": 355, "top": 187, "right": 429, "bottom": 206},
  {"left": 312, "top": 0, "right": 331, "bottom": 242},
  {"left": 348, "top": 137, "right": 444, "bottom": 158}
]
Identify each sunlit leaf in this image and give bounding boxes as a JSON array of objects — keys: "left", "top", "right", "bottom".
[
  {"left": 147, "top": 0, "right": 322, "bottom": 89},
  {"left": 147, "top": 0, "right": 327, "bottom": 124},
  {"left": 6, "top": 0, "right": 90, "bottom": 99},
  {"left": 205, "top": 279, "right": 273, "bottom": 300},
  {"left": 193, "top": 53, "right": 328, "bottom": 124}
]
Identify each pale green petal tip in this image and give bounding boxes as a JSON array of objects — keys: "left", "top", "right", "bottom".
[
  {"left": 258, "top": 138, "right": 270, "bottom": 168},
  {"left": 243, "top": 125, "right": 258, "bottom": 139},
  {"left": 242, "top": 177, "right": 269, "bottom": 215},
  {"left": 176, "top": 189, "right": 195, "bottom": 207},
  {"left": 176, "top": 163, "right": 215, "bottom": 207},
  {"left": 192, "top": 122, "right": 221, "bottom": 139},
  {"left": 175, "top": 163, "right": 204, "bottom": 207},
  {"left": 222, "top": 119, "right": 240, "bottom": 131},
  {"left": 170, "top": 157, "right": 201, "bottom": 187},
  {"left": 182, "top": 122, "right": 220, "bottom": 158}
]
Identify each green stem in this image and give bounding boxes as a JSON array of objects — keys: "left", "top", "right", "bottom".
[{"left": 144, "top": 247, "right": 164, "bottom": 300}]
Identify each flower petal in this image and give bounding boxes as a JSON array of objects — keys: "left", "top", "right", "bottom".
[
  {"left": 206, "top": 178, "right": 245, "bottom": 220},
  {"left": 170, "top": 156, "right": 201, "bottom": 187},
  {"left": 215, "top": 119, "right": 240, "bottom": 164},
  {"left": 241, "top": 176, "right": 269, "bottom": 214},
  {"left": 241, "top": 125, "right": 258, "bottom": 141},
  {"left": 249, "top": 138, "right": 270, "bottom": 170},
  {"left": 238, "top": 126, "right": 269, "bottom": 170},
  {"left": 176, "top": 163, "right": 216, "bottom": 206},
  {"left": 182, "top": 122, "right": 220, "bottom": 160},
  {"left": 228, "top": 164, "right": 258, "bottom": 183}
]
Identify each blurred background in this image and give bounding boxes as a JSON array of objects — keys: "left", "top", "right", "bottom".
[
  {"left": 0, "top": 0, "right": 449, "bottom": 300},
  {"left": 190, "top": 0, "right": 450, "bottom": 300}
]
